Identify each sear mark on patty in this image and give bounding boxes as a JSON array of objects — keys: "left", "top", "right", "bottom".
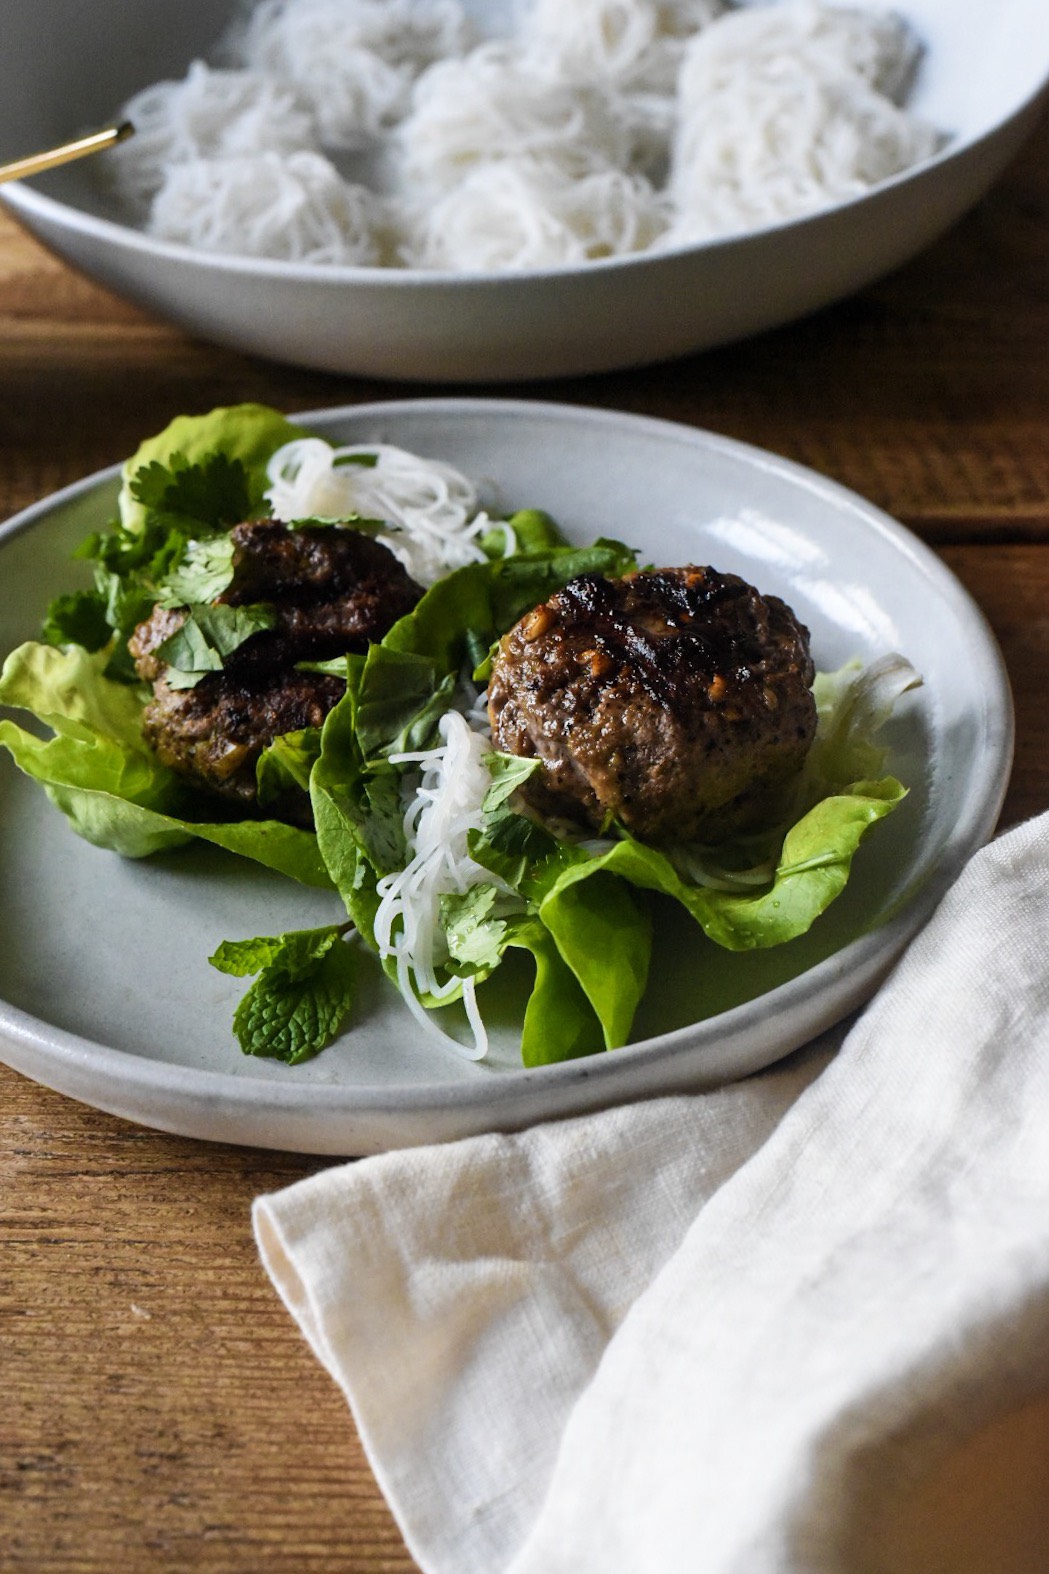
[
  {"left": 487, "top": 564, "right": 817, "bottom": 844},
  {"left": 129, "top": 520, "right": 423, "bottom": 814}
]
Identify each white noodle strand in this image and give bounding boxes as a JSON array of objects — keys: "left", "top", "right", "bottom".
[
  {"left": 396, "top": 42, "right": 638, "bottom": 196},
  {"left": 401, "top": 161, "right": 669, "bottom": 271},
  {"left": 101, "top": 0, "right": 942, "bottom": 271},
  {"left": 374, "top": 711, "right": 501, "bottom": 1061},
  {"left": 666, "top": 9, "right": 941, "bottom": 244},
  {"left": 150, "top": 151, "right": 390, "bottom": 263},
  {"left": 518, "top": 0, "right": 726, "bottom": 96},
  {"left": 228, "top": 0, "right": 474, "bottom": 147},
  {"left": 676, "top": 0, "right": 924, "bottom": 106},
  {"left": 107, "top": 61, "right": 317, "bottom": 216},
  {"left": 264, "top": 438, "right": 496, "bottom": 584}
]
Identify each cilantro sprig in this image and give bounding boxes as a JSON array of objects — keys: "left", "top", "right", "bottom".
[{"left": 42, "top": 451, "right": 257, "bottom": 672}]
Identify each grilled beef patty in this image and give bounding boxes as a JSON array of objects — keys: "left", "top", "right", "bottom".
[
  {"left": 487, "top": 565, "right": 816, "bottom": 843},
  {"left": 129, "top": 520, "right": 422, "bottom": 814}
]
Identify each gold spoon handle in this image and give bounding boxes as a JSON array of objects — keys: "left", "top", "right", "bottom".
[{"left": 0, "top": 121, "right": 134, "bottom": 185}]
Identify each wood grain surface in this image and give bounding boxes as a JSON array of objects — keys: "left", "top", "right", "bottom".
[{"left": 2, "top": 105, "right": 1049, "bottom": 1573}]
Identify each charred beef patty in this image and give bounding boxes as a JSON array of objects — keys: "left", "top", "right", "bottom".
[
  {"left": 144, "top": 669, "right": 348, "bottom": 820},
  {"left": 129, "top": 520, "right": 422, "bottom": 811},
  {"left": 487, "top": 565, "right": 816, "bottom": 843}
]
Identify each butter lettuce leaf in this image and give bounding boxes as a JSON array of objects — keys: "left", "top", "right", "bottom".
[
  {"left": 119, "top": 403, "right": 308, "bottom": 533},
  {"left": 381, "top": 538, "right": 638, "bottom": 674},
  {"left": 506, "top": 919, "right": 608, "bottom": 1066},
  {"left": 525, "top": 776, "right": 905, "bottom": 957},
  {"left": 0, "top": 641, "right": 330, "bottom": 884},
  {"left": 538, "top": 870, "right": 652, "bottom": 1049}
]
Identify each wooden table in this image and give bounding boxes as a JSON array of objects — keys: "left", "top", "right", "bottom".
[{"left": 3, "top": 108, "right": 1049, "bottom": 1570}]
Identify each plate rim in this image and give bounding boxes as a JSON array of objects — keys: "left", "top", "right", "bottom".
[{"left": 0, "top": 397, "right": 1015, "bottom": 1134}]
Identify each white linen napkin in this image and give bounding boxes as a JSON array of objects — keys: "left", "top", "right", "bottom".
[{"left": 254, "top": 812, "right": 1049, "bottom": 1574}]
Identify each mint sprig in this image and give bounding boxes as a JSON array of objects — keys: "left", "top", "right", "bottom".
[{"left": 210, "top": 924, "right": 356, "bottom": 1063}]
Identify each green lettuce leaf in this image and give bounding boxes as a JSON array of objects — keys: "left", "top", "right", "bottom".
[
  {"left": 808, "top": 654, "right": 922, "bottom": 788},
  {"left": 381, "top": 539, "right": 638, "bottom": 675},
  {"left": 525, "top": 776, "right": 905, "bottom": 958},
  {"left": 537, "top": 870, "right": 652, "bottom": 1049},
  {"left": 0, "top": 641, "right": 330, "bottom": 884},
  {"left": 119, "top": 403, "right": 308, "bottom": 533},
  {"left": 503, "top": 919, "right": 607, "bottom": 1066},
  {"left": 477, "top": 508, "right": 568, "bottom": 560},
  {"left": 309, "top": 670, "right": 387, "bottom": 945},
  {"left": 256, "top": 727, "right": 323, "bottom": 809},
  {"left": 353, "top": 646, "right": 457, "bottom": 758}
]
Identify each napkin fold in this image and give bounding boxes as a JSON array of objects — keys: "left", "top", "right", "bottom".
[{"left": 255, "top": 813, "right": 1049, "bottom": 1574}]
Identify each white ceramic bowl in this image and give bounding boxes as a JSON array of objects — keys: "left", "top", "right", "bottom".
[{"left": 2, "top": 0, "right": 1047, "bottom": 382}]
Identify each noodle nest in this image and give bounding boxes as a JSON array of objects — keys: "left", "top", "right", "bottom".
[{"left": 104, "top": 0, "right": 944, "bottom": 273}]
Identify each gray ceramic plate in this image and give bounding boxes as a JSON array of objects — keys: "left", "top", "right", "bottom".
[{"left": 0, "top": 400, "right": 1012, "bottom": 1152}]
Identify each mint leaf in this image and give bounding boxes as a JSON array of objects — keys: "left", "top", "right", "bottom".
[
  {"left": 210, "top": 924, "right": 357, "bottom": 1063},
  {"left": 209, "top": 935, "right": 286, "bottom": 977}
]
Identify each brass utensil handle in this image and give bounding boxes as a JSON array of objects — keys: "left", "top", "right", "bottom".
[{"left": 0, "top": 121, "right": 134, "bottom": 185}]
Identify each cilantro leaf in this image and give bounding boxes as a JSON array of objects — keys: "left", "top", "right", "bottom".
[
  {"left": 118, "top": 404, "right": 308, "bottom": 532},
  {"left": 41, "top": 590, "right": 112, "bottom": 652},
  {"left": 158, "top": 603, "right": 276, "bottom": 688},
  {"left": 440, "top": 883, "right": 523, "bottom": 972},
  {"left": 155, "top": 535, "right": 236, "bottom": 607},
  {"left": 210, "top": 924, "right": 357, "bottom": 1063},
  {"left": 483, "top": 752, "right": 542, "bottom": 813},
  {"left": 467, "top": 754, "right": 557, "bottom": 887},
  {"left": 129, "top": 451, "right": 252, "bottom": 530}
]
